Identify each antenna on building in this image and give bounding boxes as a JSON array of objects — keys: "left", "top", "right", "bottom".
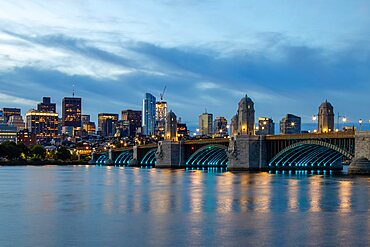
[
  {"left": 72, "top": 83, "right": 75, "bottom": 98},
  {"left": 160, "top": 86, "right": 166, "bottom": 102},
  {"left": 205, "top": 108, "right": 207, "bottom": 114}
]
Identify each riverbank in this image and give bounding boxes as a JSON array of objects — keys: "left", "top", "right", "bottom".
[{"left": 0, "top": 159, "right": 87, "bottom": 166}]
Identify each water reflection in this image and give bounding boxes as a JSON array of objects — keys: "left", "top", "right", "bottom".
[{"left": 0, "top": 166, "right": 369, "bottom": 246}]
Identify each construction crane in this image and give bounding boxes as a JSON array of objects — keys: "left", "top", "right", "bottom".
[{"left": 160, "top": 86, "right": 166, "bottom": 102}]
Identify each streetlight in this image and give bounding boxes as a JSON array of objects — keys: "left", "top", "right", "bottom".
[
  {"left": 312, "top": 115, "right": 318, "bottom": 133},
  {"left": 359, "top": 119, "right": 363, "bottom": 131}
]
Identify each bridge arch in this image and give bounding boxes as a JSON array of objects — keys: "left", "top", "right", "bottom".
[
  {"left": 269, "top": 140, "right": 353, "bottom": 168},
  {"left": 96, "top": 153, "right": 108, "bottom": 165},
  {"left": 186, "top": 144, "right": 228, "bottom": 167},
  {"left": 114, "top": 150, "right": 133, "bottom": 165},
  {"left": 141, "top": 149, "right": 156, "bottom": 166}
]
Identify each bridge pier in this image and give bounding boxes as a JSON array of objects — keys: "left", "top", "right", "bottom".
[
  {"left": 349, "top": 131, "right": 370, "bottom": 174},
  {"left": 155, "top": 140, "right": 185, "bottom": 168},
  {"left": 88, "top": 152, "right": 97, "bottom": 165},
  {"left": 128, "top": 146, "right": 139, "bottom": 166},
  {"left": 227, "top": 135, "right": 267, "bottom": 171}
]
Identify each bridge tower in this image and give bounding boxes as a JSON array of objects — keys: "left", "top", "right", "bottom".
[{"left": 318, "top": 100, "right": 334, "bottom": 133}]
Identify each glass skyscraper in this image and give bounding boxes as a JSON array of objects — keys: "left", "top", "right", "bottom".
[{"left": 142, "top": 93, "right": 156, "bottom": 136}]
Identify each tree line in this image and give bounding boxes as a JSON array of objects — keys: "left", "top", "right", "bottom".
[{"left": 0, "top": 141, "right": 73, "bottom": 162}]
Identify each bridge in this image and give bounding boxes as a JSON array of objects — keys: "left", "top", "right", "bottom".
[{"left": 89, "top": 131, "right": 370, "bottom": 171}]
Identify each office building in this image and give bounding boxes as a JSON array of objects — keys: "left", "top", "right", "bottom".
[
  {"left": 214, "top": 116, "right": 228, "bottom": 137},
  {"left": 17, "top": 129, "right": 36, "bottom": 146},
  {"left": 121, "top": 110, "right": 142, "bottom": 137},
  {"left": 318, "top": 100, "right": 335, "bottom": 133},
  {"left": 155, "top": 101, "right": 168, "bottom": 137},
  {"left": 280, "top": 114, "right": 301, "bottom": 134},
  {"left": 199, "top": 112, "right": 213, "bottom": 136},
  {"left": 257, "top": 117, "right": 275, "bottom": 135},
  {"left": 165, "top": 110, "right": 177, "bottom": 141},
  {"left": 0, "top": 123, "right": 17, "bottom": 143},
  {"left": 142, "top": 93, "right": 156, "bottom": 136},
  {"left": 2, "top": 108, "right": 21, "bottom": 123},
  {"left": 25, "top": 110, "right": 59, "bottom": 140},
  {"left": 7, "top": 115, "right": 25, "bottom": 131},
  {"left": 177, "top": 123, "right": 189, "bottom": 140},
  {"left": 62, "top": 97, "right": 82, "bottom": 128},
  {"left": 81, "top": 115, "right": 96, "bottom": 135},
  {"left": 37, "top": 97, "right": 56, "bottom": 113},
  {"left": 98, "top": 113, "right": 118, "bottom": 137}
]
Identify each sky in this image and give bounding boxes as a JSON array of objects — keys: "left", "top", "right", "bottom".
[{"left": 0, "top": 0, "right": 370, "bottom": 127}]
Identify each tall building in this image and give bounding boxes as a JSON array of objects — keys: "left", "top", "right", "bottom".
[
  {"left": 37, "top": 97, "right": 56, "bottom": 113},
  {"left": 257, "top": 117, "right": 275, "bottom": 135},
  {"left": 280, "top": 114, "right": 301, "bottom": 134},
  {"left": 177, "top": 123, "right": 189, "bottom": 140},
  {"left": 214, "top": 116, "right": 228, "bottom": 137},
  {"left": 7, "top": 115, "right": 25, "bottom": 131},
  {"left": 98, "top": 113, "right": 118, "bottom": 137},
  {"left": 81, "top": 115, "right": 96, "bottom": 135},
  {"left": 25, "top": 110, "right": 59, "bottom": 140},
  {"left": 142, "top": 93, "right": 156, "bottom": 136},
  {"left": 62, "top": 97, "right": 82, "bottom": 128},
  {"left": 165, "top": 110, "right": 177, "bottom": 141},
  {"left": 0, "top": 123, "right": 17, "bottom": 143},
  {"left": 121, "top": 110, "right": 142, "bottom": 137},
  {"left": 231, "top": 95, "right": 255, "bottom": 135},
  {"left": 155, "top": 101, "right": 168, "bottom": 137},
  {"left": 318, "top": 100, "right": 334, "bottom": 133},
  {"left": 2, "top": 108, "right": 21, "bottom": 123},
  {"left": 199, "top": 112, "right": 213, "bottom": 136}
]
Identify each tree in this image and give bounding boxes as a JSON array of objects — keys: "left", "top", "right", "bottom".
[
  {"left": 56, "top": 147, "right": 71, "bottom": 161},
  {"left": 0, "top": 141, "right": 22, "bottom": 160},
  {"left": 17, "top": 142, "right": 30, "bottom": 160},
  {"left": 31, "top": 145, "right": 46, "bottom": 160}
]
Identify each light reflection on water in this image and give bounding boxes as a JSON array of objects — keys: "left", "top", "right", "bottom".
[{"left": 0, "top": 165, "right": 369, "bottom": 247}]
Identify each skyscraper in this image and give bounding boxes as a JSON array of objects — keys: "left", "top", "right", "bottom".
[
  {"left": 142, "top": 93, "right": 156, "bottom": 136},
  {"left": 318, "top": 100, "right": 334, "bottom": 133},
  {"left": 98, "top": 113, "right": 118, "bottom": 137},
  {"left": 155, "top": 101, "right": 168, "bottom": 137},
  {"left": 257, "top": 117, "right": 275, "bottom": 135},
  {"left": 7, "top": 115, "right": 25, "bottom": 131},
  {"left": 199, "top": 112, "right": 213, "bottom": 136},
  {"left": 214, "top": 116, "right": 228, "bottom": 137},
  {"left": 62, "top": 97, "right": 82, "bottom": 128},
  {"left": 37, "top": 97, "right": 56, "bottom": 113},
  {"left": 1, "top": 108, "right": 21, "bottom": 123},
  {"left": 280, "top": 114, "right": 301, "bottom": 134},
  {"left": 25, "top": 110, "right": 59, "bottom": 140},
  {"left": 121, "top": 110, "right": 142, "bottom": 137},
  {"left": 165, "top": 110, "right": 177, "bottom": 141},
  {"left": 81, "top": 115, "right": 96, "bottom": 135}
]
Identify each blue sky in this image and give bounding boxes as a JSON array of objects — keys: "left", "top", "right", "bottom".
[{"left": 0, "top": 0, "right": 370, "bottom": 127}]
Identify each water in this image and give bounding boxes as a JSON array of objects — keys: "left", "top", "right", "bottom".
[{"left": 0, "top": 166, "right": 369, "bottom": 247}]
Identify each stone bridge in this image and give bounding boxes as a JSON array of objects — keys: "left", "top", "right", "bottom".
[{"left": 90, "top": 131, "right": 370, "bottom": 172}]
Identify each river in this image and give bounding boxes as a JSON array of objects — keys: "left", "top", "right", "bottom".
[{"left": 0, "top": 166, "right": 369, "bottom": 246}]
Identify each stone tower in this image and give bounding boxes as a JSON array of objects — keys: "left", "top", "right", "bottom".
[
  {"left": 230, "top": 114, "right": 238, "bottom": 136},
  {"left": 165, "top": 110, "right": 177, "bottom": 141},
  {"left": 318, "top": 100, "right": 334, "bottom": 133},
  {"left": 237, "top": 95, "right": 255, "bottom": 135}
]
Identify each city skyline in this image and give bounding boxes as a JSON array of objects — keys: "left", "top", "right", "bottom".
[{"left": 1, "top": 1, "right": 370, "bottom": 125}]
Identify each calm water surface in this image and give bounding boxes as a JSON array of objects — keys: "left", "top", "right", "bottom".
[{"left": 0, "top": 166, "right": 369, "bottom": 247}]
